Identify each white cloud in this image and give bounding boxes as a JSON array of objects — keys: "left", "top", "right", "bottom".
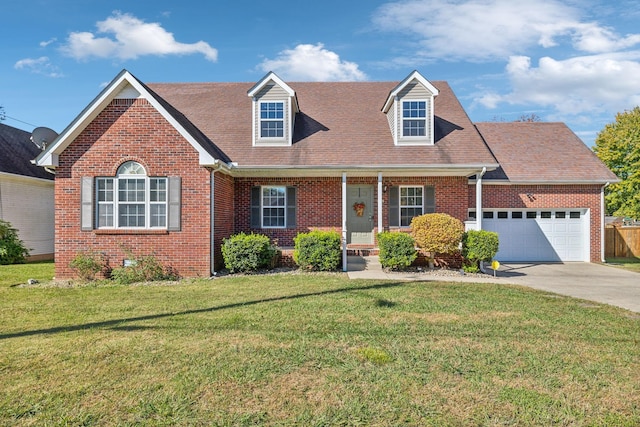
[
  {"left": 39, "top": 38, "right": 57, "bottom": 48},
  {"left": 259, "top": 43, "right": 367, "bottom": 81},
  {"left": 372, "top": 0, "right": 640, "bottom": 61},
  {"left": 60, "top": 11, "right": 217, "bottom": 62},
  {"left": 14, "top": 56, "right": 63, "bottom": 78},
  {"left": 477, "top": 53, "right": 640, "bottom": 118}
]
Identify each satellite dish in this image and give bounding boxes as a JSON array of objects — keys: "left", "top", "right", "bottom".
[{"left": 30, "top": 127, "right": 58, "bottom": 150}]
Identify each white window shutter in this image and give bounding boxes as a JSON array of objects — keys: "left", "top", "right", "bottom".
[
  {"left": 168, "top": 177, "right": 181, "bottom": 231},
  {"left": 81, "top": 177, "right": 93, "bottom": 231}
]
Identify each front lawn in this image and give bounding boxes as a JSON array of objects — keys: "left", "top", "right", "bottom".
[{"left": 1, "top": 269, "right": 639, "bottom": 425}]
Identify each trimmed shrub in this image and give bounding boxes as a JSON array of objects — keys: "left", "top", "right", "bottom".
[
  {"left": 222, "top": 232, "right": 277, "bottom": 273},
  {"left": 69, "top": 250, "right": 105, "bottom": 281},
  {"left": 462, "top": 230, "right": 499, "bottom": 272},
  {"left": 410, "top": 213, "right": 464, "bottom": 266},
  {"left": 377, "top": 232, "right": 417, "bottom": 270},
  {"left": 0, "top": 219, "right": 30, "bottom": 265},
  {"left": 294, "top": 230, "right": 341, "bottom": 271}
]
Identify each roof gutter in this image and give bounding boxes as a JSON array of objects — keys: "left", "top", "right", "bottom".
[{"left": 601, "top": 182, "right": 610, "bottom": 263}]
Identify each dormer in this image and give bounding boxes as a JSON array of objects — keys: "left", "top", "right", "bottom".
[
  {"left": 382, "top": 70, "right": 439, "bottom": 146},
  {"left": 247, "top": 72, "right": 300, "bottom": 147}
]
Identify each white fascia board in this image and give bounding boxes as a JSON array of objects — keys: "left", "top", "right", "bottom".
[
  {"left": 0, "top": 171, "right": 55, "bottom": 185},
  {"left": 471, "top": 179, "right": 620, "bottom": 185},
  {"left": 36, "top": 70, "right": 133, "bottom": 167},
  {"left": 36, "top": 69, "right": 222, "bottom": 168},
  {"left": 382, "top": 70, "right": 439, "bottom": 113},
  {"left": 229, "top": 164, "right": 498, "bottom": 178},
  {"left": 247, "top": 71, "right": 296, "bottom": 98}
]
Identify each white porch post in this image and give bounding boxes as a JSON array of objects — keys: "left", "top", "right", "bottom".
[
  {"left": 377, "top": 172, "right": 383, "bottom": 237},
  {"left": 476, "top": 167, "right": 486, "bottom": 230},
  {"left": 342, "top": 173, "right": 348, "bottom": 272}
]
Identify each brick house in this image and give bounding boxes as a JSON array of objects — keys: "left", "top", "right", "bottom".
[{"left": 35, "top": 69, "right": 617, "bottom": 278}]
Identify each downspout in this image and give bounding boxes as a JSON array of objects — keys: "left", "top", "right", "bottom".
[
  {"left": 342, "top": 173, "right": 348, "bottom": 272},
  {"left": 210, "top": 168, "right": 216, "bottom": 276},
  {"left": 476, "top": 167, "right": 486, "bottom": 230},
  {"left": 377, "top": 172, "right": 383, "bottom": 238},
  {"left": 210, "top": 160, "right": 224, "bottom": 276},
  {"left": 601, "top": 182, "right": 610, "bottom": 262}
]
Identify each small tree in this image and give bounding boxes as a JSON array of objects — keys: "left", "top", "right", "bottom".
[
  {"left": 0, "top": 220, "right": 30, "bottom": 264},
  {"left": 410, "top": 213, "right": 464, "bottom": 268}
]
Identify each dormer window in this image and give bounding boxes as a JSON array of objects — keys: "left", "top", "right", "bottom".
[
  {"left": 260, "top": 101, "right": 284, "bottom": 138},
  {"left": 402, "top": 101, "right": 426, "bottom": 137},
  {"left": 382, "top": 71, "right": 439, "bottom": 146},
  {"left": 248, "top": 72, "right": 300, "bottom": 146}
]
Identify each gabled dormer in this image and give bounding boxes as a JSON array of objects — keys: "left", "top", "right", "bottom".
[
  {"left": 247, "top": 72, "right": 300, "bottom": 147},
  {"left": 382, "top": 70, "right": 439, "bottom": 146}
]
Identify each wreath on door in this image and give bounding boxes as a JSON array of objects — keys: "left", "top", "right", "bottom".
[{"left": 353, "top": 202, "right": 365, "bottom": 217}]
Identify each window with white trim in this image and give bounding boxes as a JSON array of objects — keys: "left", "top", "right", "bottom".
[
  {"left": 402, "top": 101, "right": 426, "bottom": 137},
  {"left": 260, "top": 101, "right": 284, "bottom": 138},
  {"left": 400, "top": 186, "right": 423, "bottom": 226},
  {"left": 96, "top": 161, "right": 167, "bottom": 229},
  {"left": 262, "top": 186, "right": 286, "bottom": 228}
]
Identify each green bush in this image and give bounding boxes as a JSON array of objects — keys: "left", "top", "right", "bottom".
[
  {"left": 462, "top": 229, "right": 499, "bottom": 272},
  {"left": 69, "top": 250, "right": 105, "bottom": 281},
  {"left": 222, "top": 233, "right": 277, "bottom": 273},
  {"left": 0, "top": 220, "right": 30, "bottom": 265},
  {"left": 377, "top": 232, "right": 417, "bottom": 270},
  {"left": 110, "top": 252, "right": 180, "bottom": 285},
  {"left": 293, "top": 230, "right": 341, "bottom": 271}
]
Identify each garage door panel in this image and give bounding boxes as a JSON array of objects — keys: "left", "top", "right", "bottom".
[{"left": 482, "top": 210, "right": 587, "bottom": 262}]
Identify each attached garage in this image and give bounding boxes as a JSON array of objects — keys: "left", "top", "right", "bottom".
[{"left": 482, "top": 209, "right": 589, "bottom": 262}]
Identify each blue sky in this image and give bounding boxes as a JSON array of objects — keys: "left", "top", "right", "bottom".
[{"left": 2, "top": 0, "right": 640, "bottom": 146}]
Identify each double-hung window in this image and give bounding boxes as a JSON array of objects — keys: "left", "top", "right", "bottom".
[
  {"left": 402, "top": 101, "right": 426, "bottom": 137},
  {"left": 96, "top": 161, "right": 167, "bottom": 229},
  {"left": 260, "top": 101, "right": 284, "bottom": 138},
  {"left": 389, "top": 185, "right": 435, "bottom": 227},
  {"left": 262, "top": 186, "right": 286, "bottom": 228},
  {"left": 400, "top": 186, "right": 424, "bottom": 227},
  {"left": 250, "top": 185, "right": 296, "bottom": 229}
]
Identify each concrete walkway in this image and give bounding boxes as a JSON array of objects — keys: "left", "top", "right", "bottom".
[{"left": 347, "top": 256, "right": 640, "bottom": 313}]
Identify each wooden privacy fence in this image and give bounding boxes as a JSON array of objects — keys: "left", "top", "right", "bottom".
[{"left": 605, "top": 226, "right": 640, "bottom": 258}]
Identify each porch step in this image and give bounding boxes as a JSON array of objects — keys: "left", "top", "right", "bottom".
[{"left": 346, "top": 248, "right": 379, "bottom": 256}]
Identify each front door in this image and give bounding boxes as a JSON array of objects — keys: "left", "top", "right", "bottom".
[{"left": 347, "top": 185, "right": 374, "bottom": 244}]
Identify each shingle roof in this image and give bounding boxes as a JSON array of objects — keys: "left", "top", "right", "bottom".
[
  {"left": 147, "top": 80, "right": 498, "bottom": 169},
  {"left": 0, "top": 123, "right": 54, "bottom": 180},
  {"left": 475, "top": 122, "right": 618, "bottom": 183}
]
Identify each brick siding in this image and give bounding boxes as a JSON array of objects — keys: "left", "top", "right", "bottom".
[
  {"left": 470, "top": 183, "right": 604, "bottom": 262},
  {"left": 54, "top": 99, "right": 213, "bottom": 279}
]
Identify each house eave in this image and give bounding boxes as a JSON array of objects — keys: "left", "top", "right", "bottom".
[
  {"left": 471, "top": 178, "right": 621, "bottom": 185},
  {"left": 229, "top": 163, "right": 498, "bottom": 178}
]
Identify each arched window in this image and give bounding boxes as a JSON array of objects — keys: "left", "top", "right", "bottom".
[{"left": 95, "top": 161, "right": 168, "bottom": 228}]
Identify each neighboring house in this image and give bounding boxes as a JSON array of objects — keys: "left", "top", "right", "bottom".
[
  {"left": 0, "top": 123, "right": 55, "bottom": 260},
  {"left": 35, "top": 70, "right": 617, "bottom": 278}
]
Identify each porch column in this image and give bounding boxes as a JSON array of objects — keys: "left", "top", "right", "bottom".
[
  {"left": 342, "top": 172, "right": 348, "bottom": 272},
  {"left": 377, "top": 172, "right": 383, "bottom": 237},
  {"left": 476, "top": 167, "right": 486, "bottom": 230}
]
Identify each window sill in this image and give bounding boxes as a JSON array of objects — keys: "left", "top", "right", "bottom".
[{"left": 94, "top": 229, "right": 170, "bottom": 235}]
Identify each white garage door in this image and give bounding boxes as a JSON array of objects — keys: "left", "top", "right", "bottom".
[{"left": 482, "top": 210, "right": 588, "bottom": 262}]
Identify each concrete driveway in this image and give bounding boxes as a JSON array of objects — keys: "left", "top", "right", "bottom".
[{"left": 496, "top": 263, "right": 640, "bottom": 313}]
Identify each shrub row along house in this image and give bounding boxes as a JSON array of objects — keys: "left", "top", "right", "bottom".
[{"left": 35, "top": 70, "right": 617, "bottom": 278}]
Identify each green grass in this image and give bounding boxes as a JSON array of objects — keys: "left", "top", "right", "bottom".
[
  {"left": 606, "top": 257, "right": 640, "bottom": 273},
  {"left": 1, "top": 267, "right": 639, "bottom": 426},
  {"left": 0, "top": 261, "right": 54, "bottom": 287}
]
